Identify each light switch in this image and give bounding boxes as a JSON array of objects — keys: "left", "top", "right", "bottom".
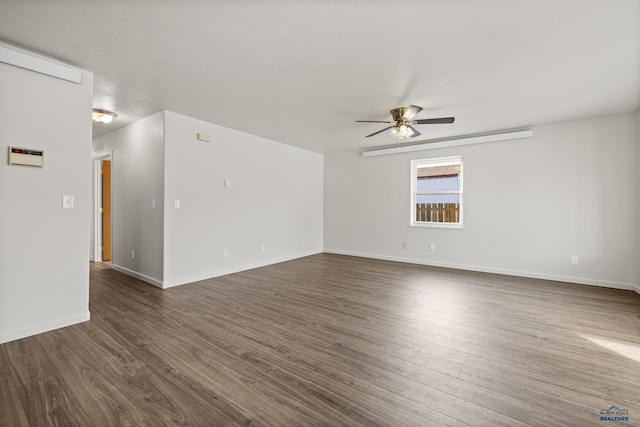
[
  {"left": 174, "top": 199, "right": 180, "bottom": 208},
  {"left": 62, "top": 195, "right": 74, "bottom": 209},
  {"left": 224, "top": 179, "right": 230, "bottom": 187}
]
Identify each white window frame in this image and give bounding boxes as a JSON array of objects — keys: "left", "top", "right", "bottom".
[{"left": 410, "top": 155, "right": 463, "bottom": 229}]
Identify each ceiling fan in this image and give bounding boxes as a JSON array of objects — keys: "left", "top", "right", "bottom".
[{"left": 357, "top": 105, "right": 454, "bottom": 139}]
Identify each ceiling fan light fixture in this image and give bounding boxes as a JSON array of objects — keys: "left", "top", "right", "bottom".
[
  {"left": 389, "top": 124, "right": 414, "bottom": 140},
  {"left": 92, "top": 108, "right": 117, "bottom": 124},
  {"left": 400, "top": 124, "right": 413, "bottom": 137},
  {"left": 357, "top": 105, "right": 455, "bottom": 139}
]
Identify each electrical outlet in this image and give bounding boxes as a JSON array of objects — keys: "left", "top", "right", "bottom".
[
  {"left": 261, "top": 244, "right": 266, "bottom": 252},
  {"left": 571, "top": 255, "right": 579, "bottom": 265},
  {"left": 223, "top": 249, "right": 229, "bottom": 258},
  {"left": 131, "top": 250, "right": 135, "bottom": 259},
  {"left": 429, "top": 244, "right": 436, "bottom": 252},
  {"left": 302, "top": 238, "right": 306, "bottom": 245},
  {"left": 402, "top": 242, "right": 408, "bottom": 250}
]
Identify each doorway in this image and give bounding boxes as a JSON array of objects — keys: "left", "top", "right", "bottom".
[
  {"left": 101, "top": 160, "right": 112, "bottom": 262},
  {"left": 93, "top": 154, "right": 113, "bottom": 264}
]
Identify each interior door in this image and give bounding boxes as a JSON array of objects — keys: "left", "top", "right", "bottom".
[{"left": 102, "top": 160, "right": 112, "bottom": 261}]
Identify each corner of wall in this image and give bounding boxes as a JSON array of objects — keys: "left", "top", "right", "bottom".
[
  {"left": 0, "top": 45, "right": 93, "bottom": 342},
  {"left": 92, "top": 112, "right": 165, "bottom": 284},
  {"left": 162, "top": 111, "right": 324, "bottom": 286},
  {"left": 635, "top": 109, "right": 640, "bottom": 293}
]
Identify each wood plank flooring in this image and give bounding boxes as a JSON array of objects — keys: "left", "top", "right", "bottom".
[{"left": 1, "top": 253, "right": 639, "bottom": 426}]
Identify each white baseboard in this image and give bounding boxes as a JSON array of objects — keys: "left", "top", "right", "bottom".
[
  {"left": 163, "top": 250, "right": 323, "bottom": 288},
  {"left": 324, "top": 249, "right": 639, "bottom": 293},
  {"left": 0, "top": 311, "right": 90, "bottom": 345},
  {"left": 111, "top": 264, "right": 164, "bottom": 288}
]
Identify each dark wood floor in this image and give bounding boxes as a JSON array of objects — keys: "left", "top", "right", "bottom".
[{"left": 1, "top": 254, "right": 639, "bottom": 426}]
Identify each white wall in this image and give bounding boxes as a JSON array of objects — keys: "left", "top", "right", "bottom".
[
  {"left": 325, "top": 113, "right": 638, "bottom": 290},
  {"left": 163, "top": 111, "right": 323, "bottom": 287},
  {"left": 0, "top": 54, "right": 93, "bottom": 343},
  {"left": 92, "top": 112, "right": 165, "bottom": 285}
]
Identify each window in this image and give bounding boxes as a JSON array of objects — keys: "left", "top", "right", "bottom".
[{"left": 410, "top": 156, "right": 463, "bottom": 227}]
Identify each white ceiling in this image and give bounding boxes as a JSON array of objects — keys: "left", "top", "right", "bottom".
[{"left": 1, "top": 1, "right": 638, "bottom": 154}]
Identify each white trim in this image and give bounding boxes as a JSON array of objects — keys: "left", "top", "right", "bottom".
[
  {"left": 93, "top": 158, "right": 103, "bottom": 263},
  {"left": 409, "top": 223, "right": 464, "bottom": 229},
  {"left": 0, "top": 43, "right": 82, "bottom": 84},
  {"left": 162, "top": 250, "right": 323, "bottom": 288},
  {"left": 0, "top": 311, "right": 90, "bottom": 344},
  {"left": 323, "top": 249, "right": 638, "bottom": 292},
  {"left": 111, "top": 264, "right": 164, "bottom": 288},
  {"left": 362, "top": 129, "right": 533, "bottom": 157},
  {"left": 92, "top": 152, "right": 112, "bottom": 262},
  {"left": 114, "top": 249, "right": 322, "bottom": 289},
  {"left": 411, "top": 155, "right": 463, "bottom": 228}
]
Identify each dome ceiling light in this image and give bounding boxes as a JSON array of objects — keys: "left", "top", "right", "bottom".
[{"left": 92, "top": 108, "right": 117, "bottom": 124}]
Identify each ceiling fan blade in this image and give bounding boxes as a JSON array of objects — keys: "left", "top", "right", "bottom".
[
  {"left": 365, "top": 126, "right": 394, "bottom": 137},
  {"left": 413, "top": 117, "right": 455, "bottom": 125},
  {"left": 356, "top": 120, "right": 393, "bottom": 123},
  {"left": 408, "top": 126, "right": 421, "bottom": 138},
  {"left": 402, "top": 105, "right": 423, "bottom": 120}
]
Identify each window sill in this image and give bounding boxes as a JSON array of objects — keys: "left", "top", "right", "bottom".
[{"left": 409, "top": 222, "right": 464, "bottom": 230}]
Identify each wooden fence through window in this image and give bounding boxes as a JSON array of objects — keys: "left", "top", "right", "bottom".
[{"left": 415, "top": 203, "right": 459, "bottom": 223}]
